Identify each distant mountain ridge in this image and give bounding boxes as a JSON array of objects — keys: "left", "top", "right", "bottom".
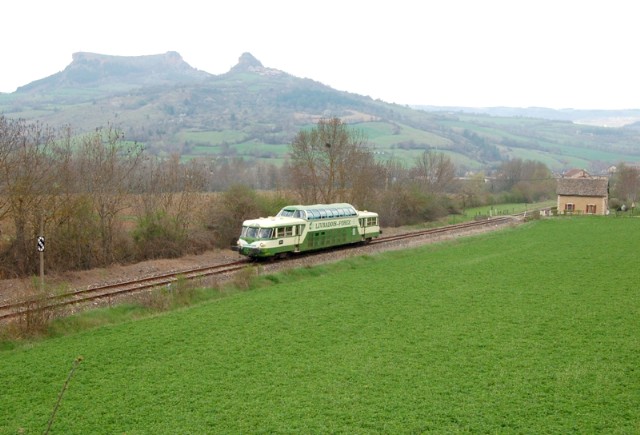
[
  {"left": 414, "top": 105, "right": 640, "bottom": 128},
  {"left": 2, "top": 51, "right": 640, "bottom": 171}
]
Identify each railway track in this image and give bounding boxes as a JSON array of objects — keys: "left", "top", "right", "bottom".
[
  {"left": 0, "top": 260, "right": 250, "bottom": 322},
  {"left": 1, "top": 215, "right": 520, "bottom": 323},
  {"left": 371, "top": 215, "right": 515, "bottom": 245}
]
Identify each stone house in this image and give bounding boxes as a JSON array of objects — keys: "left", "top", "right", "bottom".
[{"left": 556, "top": 177, "right": 609, "bottom": 215}]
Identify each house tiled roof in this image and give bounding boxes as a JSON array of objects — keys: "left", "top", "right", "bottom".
[{"left": 556, "top": 178, "right": 609, "bottom": 196}]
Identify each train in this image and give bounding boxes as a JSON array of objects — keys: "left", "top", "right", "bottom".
[{"left": 232, "top": 203, "right": 381, "bottom": 259}]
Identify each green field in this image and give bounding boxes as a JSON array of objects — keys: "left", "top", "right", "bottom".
[{"left": 2, "top": 217, "right": 639, "bottom": 433}]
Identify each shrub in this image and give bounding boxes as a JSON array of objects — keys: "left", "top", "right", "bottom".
[
  {"left": 4, "top": 281, "right": 62, "bottom": 339},
  {"left": 132, "top": 211, "right": 187, "bottom": 259}
]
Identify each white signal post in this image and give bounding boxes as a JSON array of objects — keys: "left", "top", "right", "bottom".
[{"left": 37, "top": 236, "right": 45, "bottom": 292}]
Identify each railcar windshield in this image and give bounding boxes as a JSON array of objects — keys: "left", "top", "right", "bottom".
[
  {"left": 278, "top": 209, "right": 295, "bottom": 217},
  {"left": 241, "top": 226, "right": 272, "bottom": 239},
  {"left": 241, "top": 226, "right": 258, "bottom": 238}
]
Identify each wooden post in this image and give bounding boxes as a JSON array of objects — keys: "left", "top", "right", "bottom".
[
  {"left": 40, "top": 248, "right": 44, "bottom": 293},
  {"left": 39, "top": 214, "right": 45, "bottom": 293}
]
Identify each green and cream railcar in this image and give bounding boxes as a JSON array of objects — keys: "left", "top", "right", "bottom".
[{"left": 233, "top": 203, "right": 380, "bottom": 259}]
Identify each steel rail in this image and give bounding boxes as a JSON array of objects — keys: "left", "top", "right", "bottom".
[{"left": 0, "top": 260, "right": 250, "bottom": 321}]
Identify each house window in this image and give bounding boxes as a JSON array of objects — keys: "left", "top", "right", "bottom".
[
  {"left": 586, "top": 204, "right": 596, "bottom": 214},
  {"left": 565, "top": 203, "right": 575, "bottom": 213}
]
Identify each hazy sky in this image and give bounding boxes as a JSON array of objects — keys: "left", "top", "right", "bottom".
[{"left": 2, "top": 0, "right": 638, "bottom": 109}]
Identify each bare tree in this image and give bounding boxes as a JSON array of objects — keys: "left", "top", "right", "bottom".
[
  {"left": 458, "top": 172, "right": 487, "bottom": 211},
  {"left": 136, "top": 154, "right": 206, "bottom": 221},
  {"left": 495, "top": 158, "right": 554, "bottom": 202},
  {"left": 208, "top": 185, "right": 268, "bottom": 248},
  {"left": 76, "top": 126, "right": 143, "bottom": 263},
  {"left": 495, "top": 158, "right": 524, "bottom": 192},
  {"left": 0, "top": 115, "right": 19, "bottom": 222},
  {"left": 132, "top": 154, "right": 209, "bottom": 258},
  {"left": 411, "top": 151, "right": 457, "bottom": 194},
  {"left": 0, "top": 117, "right": 58, "bottom": 275},
  {"left": 47, "top": 128, "right": 102, "bottom": 270},
  {"left": 611, "top": 163, "right": 639, "bottom": 205},
  {"left": 289, "top": 118, "right": 375, "bottom": 204}
]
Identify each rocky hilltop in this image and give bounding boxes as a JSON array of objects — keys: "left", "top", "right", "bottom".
[
  {"left": 229, "top": 52, "right": 287, "bottom": 77},
  {"left": 16, "top": 51, "right": 212, "bottom": 93}
]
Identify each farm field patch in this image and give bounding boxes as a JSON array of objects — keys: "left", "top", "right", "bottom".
[{"left": 2, "top": 217, "right": 639, "bottom": 433}]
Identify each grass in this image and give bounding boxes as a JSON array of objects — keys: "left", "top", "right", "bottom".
[
  {"left": 1, "top": 217, "right": 639, "bottom": 433},
  {"left": 465, "top": 200, "right": 555, "bottom": 216},
  {"left": 179, "top": 129, "right": 248, "bottom": 145}
]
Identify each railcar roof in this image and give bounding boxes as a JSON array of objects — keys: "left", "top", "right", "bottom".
[
  {"left": 357, "top": 210, "right": 378, "bottom": 217},
  {"left": 279, "top": 203, "right": 355, "bottom": 211},
  {"left": 242, "top": 216, "right": 305, "bottom": 227}
]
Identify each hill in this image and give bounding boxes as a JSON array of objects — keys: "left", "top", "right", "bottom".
[{"left": 2, "top": 51, "right": 640, "bottom": 172}]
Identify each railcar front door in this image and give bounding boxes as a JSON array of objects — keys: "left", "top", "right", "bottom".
[{"left": 295, "top": 224, "right": 305, "bottom": 252}]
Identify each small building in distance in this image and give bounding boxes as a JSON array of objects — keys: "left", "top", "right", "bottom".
[
  {"left": 556, "top": 177, "right": 609, "bottom": 215},
  {"left": 562, "top": 168, "right": 592, "bottom": 179}
]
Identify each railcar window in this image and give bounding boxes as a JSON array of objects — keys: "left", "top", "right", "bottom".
[
  {"left": 319, "top": 209, "right": 327, "bottom": 218},
  {"left": 309, "top": 210, "right": 320, "bottom": 219},
  {"left": 293, "top": 210, "right": 303, "bottom": 218},
  {"left": 258, "top": 228, "right": 273, "bottom": 239},
  {"left": 280, "top": 210, "right": 294, "bottom": 217},
  {"left": 274, "top": 227, "right": 294, "bottom": 237}
]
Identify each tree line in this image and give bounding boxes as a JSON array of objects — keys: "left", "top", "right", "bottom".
[{"left": 1, "top": 115, "right": 575, "bottom": 279}]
